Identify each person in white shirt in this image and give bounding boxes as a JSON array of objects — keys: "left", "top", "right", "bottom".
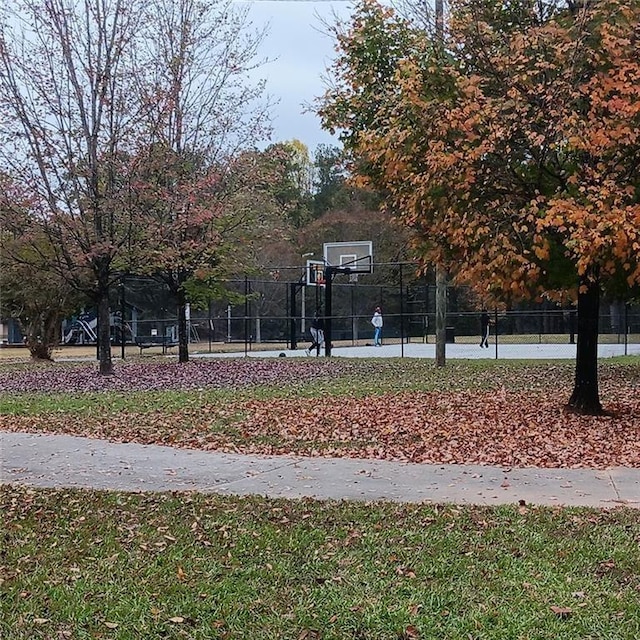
[{"left": 371, "top": 306, "right": 383, "bottom": 346}]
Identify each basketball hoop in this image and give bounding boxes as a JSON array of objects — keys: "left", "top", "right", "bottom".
[
  {"left": 349, "top": 273, "right": 358, "bottom": 283},
  {"left": 306, "top": 260, "right": 326, "bottom": 287}
]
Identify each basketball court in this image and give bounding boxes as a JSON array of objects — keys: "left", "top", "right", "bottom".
[{"left": 193, "top": 341, "right": 640, "bottom": 361}]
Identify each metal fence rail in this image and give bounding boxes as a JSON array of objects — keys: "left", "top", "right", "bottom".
[
  {"left": 127, "top": 306, "right": 639, "bottom": 359},
  {"left": 54, "top": 268, "right": 640, "bottom": 359}
]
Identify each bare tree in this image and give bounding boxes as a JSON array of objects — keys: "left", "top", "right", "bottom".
[
  {"left": 0, "top": 0, "right": 147, "bottom": 374},
  {"left": 0, "top": 0, "right": 273, "bottom": 370},
  {"left": 131, "top": 0, "right": 273, "bottom": 363},
  {"left": 136, "top": 0, "right": 271, "bottom": 160}
]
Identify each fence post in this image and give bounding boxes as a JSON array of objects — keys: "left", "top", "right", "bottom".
[
  {"left": 494, "top": 307, "right": 499, "bottom": 360},
  {"left": 290, "top": 282, "right": 297, "bottom": 351},
  {"left": 208, "top": 299, "right": 212, "bottom": 353},
  {"left": 120, "top": 278, "right": 126, "bottom": 360},
  {"left": 351, "top": 284, "right": 356, "bottom": 345},
  {"left": 244, "top": 276, "right": 249, "bottom": 357},
  {"left": 400, "top": 263, "right": 404, "bottom": 357},
  {"left": 324, "top": 266, "right": 334, "bottom": 357},
  {"left": 435, "top": 267, "right": 446, "bottom": 366},
  {"left": 625, "top": 302, "right": 629, "bottom": 356}
]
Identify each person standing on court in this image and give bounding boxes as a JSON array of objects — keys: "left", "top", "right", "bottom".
[
  {"left": 306, "top": 311, "right": 324, "bottom": 356},
  {"left": 371, "top": 306, "right": 383, "bottom": 346},
  {"left": 480, "top": 310, "right": 491, "bottom": 348}
]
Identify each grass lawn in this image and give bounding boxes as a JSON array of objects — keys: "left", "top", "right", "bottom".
[
  {"left": 1, "top": 358, "right": 639, "bottom": 638},
  {"left": 1, "top": 358, "right": 638, "bottom": 468},
  {"left": 1, "top": 486, "right": 639, "bottom": 640}
]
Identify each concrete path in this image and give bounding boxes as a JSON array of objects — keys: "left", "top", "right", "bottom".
[{"left": 2, "top": 432, "right": 638, "bottom": 508}]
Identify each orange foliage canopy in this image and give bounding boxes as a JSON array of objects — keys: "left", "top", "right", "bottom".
[{"left": 321, "top": 0, "right": 640, "bottom": 303}]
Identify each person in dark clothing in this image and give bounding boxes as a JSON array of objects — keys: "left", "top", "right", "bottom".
[
  {"left": 480, "top": 310, "right": 491, "bottom": 348},
  {"left": 306, "top": 312, "right": 325, "bottom": 356}
]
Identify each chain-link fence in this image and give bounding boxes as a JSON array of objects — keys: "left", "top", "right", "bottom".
[{"left": 55, "top": 265, "right": 640, "bottom": 358}]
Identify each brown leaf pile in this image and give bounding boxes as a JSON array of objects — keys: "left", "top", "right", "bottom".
[
  {"left": 2, "top": 387, "right": 638, "bottom": 468},
  {"left": 226, "top": 389, "right": 640, "bottom": 468}
]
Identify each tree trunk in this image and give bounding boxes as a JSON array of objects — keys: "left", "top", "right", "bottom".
[
  {"left": 97, "top": 286, "right": 114, "bottom": 376},
  {"left": 435, "top": 266, "right": 446, "bottom": 367},
  {"left": 28, "top": 342, "right": 53, "bottom": 361},
  {"left": 24, "top": 313, "right": 57, "bottom": 361},
  {"left": 568, "top": 275, "right": 602, "bottom": 414},
  {"left": 177, "top": 288, "right": 189, "bottom": 363}
]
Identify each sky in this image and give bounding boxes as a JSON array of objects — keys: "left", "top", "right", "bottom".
[{"left": 239, "top": 0, "right": 355, "bottom": 154}]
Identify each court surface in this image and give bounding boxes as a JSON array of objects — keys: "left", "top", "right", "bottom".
[{"left": 194, "top": 341, "right": 640, "bottom": 360}]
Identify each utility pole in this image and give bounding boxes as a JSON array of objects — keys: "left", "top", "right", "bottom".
[
  {"left": 434, "top": 0, "right": 447, "bottom": 367},
  {"left": 435, "top": 0, "right": 444, "bottom": 42}
]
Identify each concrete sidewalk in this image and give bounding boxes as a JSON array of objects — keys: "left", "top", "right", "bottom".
[{"left": 1, "top": 432, "right": 638, "bottom": 508}]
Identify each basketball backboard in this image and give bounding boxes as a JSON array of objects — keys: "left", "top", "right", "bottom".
[{"left": 323, "top": 241, "right": 373, "bottom": 274}]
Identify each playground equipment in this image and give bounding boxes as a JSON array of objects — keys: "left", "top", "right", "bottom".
[
  {"left": 63, "top": 313, "right": 98, "bottom": 345},
  {"left": 62, "top": 312, "right": 132, "bottom": 345}
]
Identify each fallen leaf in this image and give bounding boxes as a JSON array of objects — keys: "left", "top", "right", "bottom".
[{"left": 2, "top": 361, "right": 639, "bottom": 470}]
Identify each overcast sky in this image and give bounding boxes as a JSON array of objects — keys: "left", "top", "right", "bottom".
[{"left": 240, "top": 0, "right": 354, "bottom": 154}]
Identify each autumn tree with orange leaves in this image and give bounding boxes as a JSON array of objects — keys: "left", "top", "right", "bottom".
[{"left": 319, "top": 0, "right": 640, "bottom": 414}]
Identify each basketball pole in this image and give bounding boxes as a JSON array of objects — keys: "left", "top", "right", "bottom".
[
  {"left": 321, "top": 243, "right": 373, "bottom": 356},
  {"left": 323, "top": 264, "right": 359, "bottom": 357},
  {"left": 289, "top": 277, "right": 306, "bottom": 351}
]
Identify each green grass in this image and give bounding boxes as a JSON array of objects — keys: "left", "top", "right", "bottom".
[
  {"left": 0, "top": 388, "right": 237, "bottom": 416},
  {"left": 1, "top": 487, "right": 639, "bottom": 639},
  {"left": 2, "top": 360, "right": 639, "bottom": 637}
]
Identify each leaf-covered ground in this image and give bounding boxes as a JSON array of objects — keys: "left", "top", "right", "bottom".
[
  {"left": 1, "top": 359, "right": 639, "bottom": 469},
  {"left": 0, "top": 359, "right": 344, "bottom": 393}
]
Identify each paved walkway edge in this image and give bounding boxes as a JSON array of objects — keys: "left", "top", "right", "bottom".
[{"left": 1, "top": 432, "right": 638, "bottom": 508}]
